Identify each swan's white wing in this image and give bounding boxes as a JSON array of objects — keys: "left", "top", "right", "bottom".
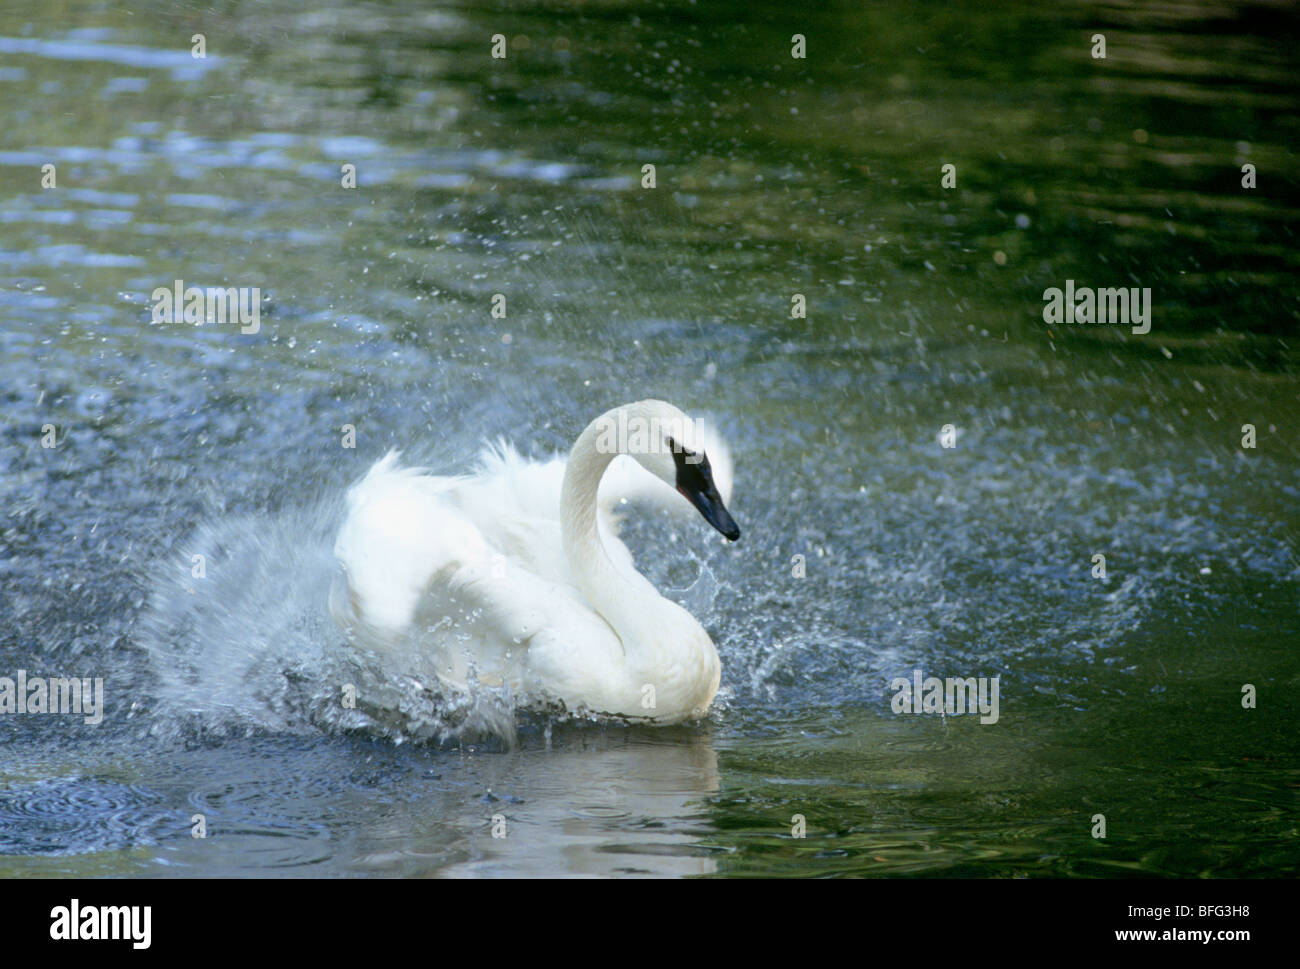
[
  {"left": 332, "top": 450, "right": 483, "bottom": 638},
  {"left": 450, "top": 441, "right": 640, "bottom": 579},
  {"left": 448, "top": 441, "right": 571, "bottom": 580},
  {"left": 332, "top": 449, "right": 626, "bottom": 700},
  {"left": 333, "top": 446, "right": 630, "bottom": 635},
  {"left": 437, "top": 561, "right": 626, "bottom": 704}
]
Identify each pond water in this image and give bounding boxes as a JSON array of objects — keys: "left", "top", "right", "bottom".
[{"left": 1, "top": 0, "right": 1297, "bottom": 877}]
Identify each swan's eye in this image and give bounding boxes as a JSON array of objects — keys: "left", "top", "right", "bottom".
[
  {"left": 664, "top": 436, "right": 706, "bottom": 467},
  {"left": 667, "top": 439, "right": 712, "bottom": 490}
]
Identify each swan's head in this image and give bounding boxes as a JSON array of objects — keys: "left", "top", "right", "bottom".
[
  {"left": 599, "top": 400, "right": 741, "bottom": 542},
  {"left": 665, "top": 436, "right": 741, "bottom": 541}
]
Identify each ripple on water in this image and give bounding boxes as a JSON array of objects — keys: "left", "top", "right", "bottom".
[{"left": 0, "top": 776, "right": 180, "bottom": 856}]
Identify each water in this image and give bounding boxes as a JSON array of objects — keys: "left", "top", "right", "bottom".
[{"left": 1, "top": 0, "right": 1297, "bottom": 877}]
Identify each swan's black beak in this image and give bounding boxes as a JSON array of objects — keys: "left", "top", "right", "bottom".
[{"left": 670, "top": 443, "right": 741, "bottom": 541}]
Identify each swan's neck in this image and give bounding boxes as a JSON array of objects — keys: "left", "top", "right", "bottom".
[
  {"left": 560, "top": 409, "right": 665, "bottom": 644},
  {"left": 559, "top": 403, "right": 721, "bottom": 719}
]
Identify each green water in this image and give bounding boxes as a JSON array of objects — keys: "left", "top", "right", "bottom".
[{"left": 0, "top": 0, "right": 1296, "bottom": 876}]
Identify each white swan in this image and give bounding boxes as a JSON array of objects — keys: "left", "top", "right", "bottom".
[{"left": 329, "top": 399, "right": 741, "bottom": 724}]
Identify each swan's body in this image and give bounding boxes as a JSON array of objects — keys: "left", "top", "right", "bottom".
[{"left": 330, "top": 400, "right": 741, "bottom": 724}]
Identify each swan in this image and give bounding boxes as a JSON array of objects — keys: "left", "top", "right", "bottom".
[{"left": 329, "top": 399, "right": 741, "bottom": 724}]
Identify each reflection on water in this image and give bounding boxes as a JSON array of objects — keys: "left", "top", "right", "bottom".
[
  {"left": 1, "top": 0, "right": 1297, "bottom": 876},
  {"left": 425, "top": 729, "right": 721, "bottom": 878},
  {"left": 1, "top": 727, "right": 721, "bottom": 878}
]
